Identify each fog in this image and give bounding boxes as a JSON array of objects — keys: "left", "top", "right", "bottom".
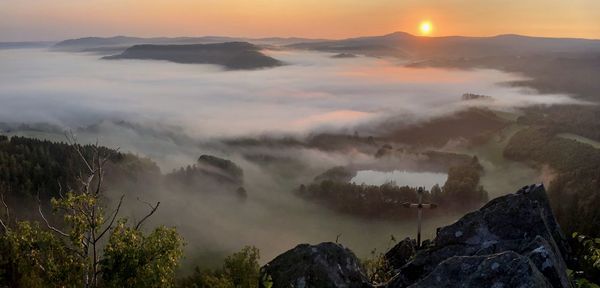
[
  {"left": 0, "top": 49, "right": 582, "bottom": 138},
  {"left": 0, "top": 48, "right": 584, "bottom": 267}
]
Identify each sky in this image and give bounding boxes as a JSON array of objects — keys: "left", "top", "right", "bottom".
[{"left": 1, "top": 0, "right": 600, "bottom": 41}]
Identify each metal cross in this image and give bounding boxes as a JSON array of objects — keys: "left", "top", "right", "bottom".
[{"left": 403, "top": 187, "right": 438, "bottom": 248}]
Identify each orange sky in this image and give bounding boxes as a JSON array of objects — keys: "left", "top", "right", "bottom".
[{"left": 1, "top": 0, "right": 600, "bottom": 41}]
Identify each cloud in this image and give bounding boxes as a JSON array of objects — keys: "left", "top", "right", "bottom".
[
  {"left": 0, "top": 47, "right": 586, "bottom": 265},
  {"left": 0, "top": 48, "right": 584, "bottom": 139}
]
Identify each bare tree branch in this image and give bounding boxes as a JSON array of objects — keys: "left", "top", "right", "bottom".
[
  {"left": 57, "top": 181, "right": 65, "bottom": 199},
  {"left": 0, "top": 191, "right": 9, "bottom": 232},
  {"left": 0, "top": 218, "right": 7, "bottom": 232},
  {"left": 0, "top": 191, "right": 9, "bottom": 230},
  {"left": 96, "top": 194, "right": 125, "bottom": 241},
  {"left": 36, "top": 191, "right": 70, "bottom": 238},
  {"left": 66, "top": 131, "right": 94, "bottom": 174},
  {"left": 135, "top": 201, "right": 160, "bottom": 230},
  {"left": 38, "top": 204, "right": 69, "bottom": 238}
]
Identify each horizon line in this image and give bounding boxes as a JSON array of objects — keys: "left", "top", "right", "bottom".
[{"left": 2, "top": 30, "right": 600, "bottom": 43}]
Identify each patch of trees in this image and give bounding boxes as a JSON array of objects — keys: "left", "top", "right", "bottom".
[
  {"left": 0, "top": 139, "right": 183, "bottom": 287},
  {"left": 439, "top": 157, "right": 488, "bottom": 208},
  {"left": 296, "top": 157, "right": 487, "bottom": 218},
  {"left": 461, "top": 93, "right": 492, "bottom": 101},
  {"left": 178, "top": 246, "right": 261, "bottom": 288},
  {"left": 103, "top": 42, "right": 282, "bottom": 70},
  {"left": 381, "top": 108, "right": 507, "bottom": 147},
  {"left": 0, "top": 135, "right": 249, "bottom": 225},
  {"left": 414, "top": 53, "right": 600, "bottom": 102},
  {"left": 504, "top": 128, "right": 600, "bottom": 237},
  {"left": 166, "top": 155, "right": 246, "bottom": 198},
  {"left": 0, "top": 135, "right": 160, "bottom": 202},
  {"left": 571, "top": 233, "right": 600, "bottom": 286},
  {"left": 518, "top": 105, "right": 600, "bottom": 142},
  {"left": 313, "top": 166, "right": 356, "bottom": 183}
]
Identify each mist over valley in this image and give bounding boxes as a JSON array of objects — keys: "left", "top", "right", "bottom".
[{"left": 2, "top": 26, "right": 600, "bottom": 287}]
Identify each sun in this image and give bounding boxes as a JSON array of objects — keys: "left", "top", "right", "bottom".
[{"left": 419, "top": 21, "right": 433, "bottom": 35}]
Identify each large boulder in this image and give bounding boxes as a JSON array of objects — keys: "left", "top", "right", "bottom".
[
  {"left": 386, "top": 184, "right": 573, "bottom": 288},
  {"left": 408, "top": 251, "right": 553, "bottom": 288},
  {"left": 259, "top": 242, "right": 372, "bottom": 288},
  {"left": 385, "top": 238, "right": 417, "bottom": 271}
]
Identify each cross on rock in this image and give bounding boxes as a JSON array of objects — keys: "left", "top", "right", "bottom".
[{"left": 403, "top": 187, "right": 438, "bottom": 248}]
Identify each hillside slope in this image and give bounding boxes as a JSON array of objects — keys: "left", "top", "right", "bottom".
[{"left": 103, "top": 42, "right": 282, "bottom": 69}]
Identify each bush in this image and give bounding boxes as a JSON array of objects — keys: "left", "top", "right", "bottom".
[{"left": 179, "top": 246, "right": 260, "bottom": 288}]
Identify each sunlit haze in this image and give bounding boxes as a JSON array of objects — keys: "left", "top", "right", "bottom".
[
  {"left": 1, "top": 1, "right": 600, "bottom": 286},
  {"left": 1, "top": 0, "right": 600, "bottom": 41},
  {"left": 419, "top": 21, "right": 433, "bottom": 36}
]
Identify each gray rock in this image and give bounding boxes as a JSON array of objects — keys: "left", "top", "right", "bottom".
[
  {"left": 522, "top": 236, "right": 571, "bottom": 288},
  {"left": 435, "top": 184, "right": 569, "bottom": 259},
  {"left": 387, "top": 184, "right": 573, "bottom": 288},
  {"left": 259, "top": 242, "right": 372, "bottom": 288},
  {"left": 262, "top": 185, "right": 573, "bottom": 288},
  {"left": 408, "top": 251, "right": 553, "bottom": 288},
  {"left": 385, "top": 238, "right": 417, "bottom": 271}
]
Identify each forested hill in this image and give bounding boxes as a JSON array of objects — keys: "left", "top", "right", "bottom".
[
  {"left": 0, "top": 135, "right": 248, "bottom": 212},
  {"left": 0, "top": 135, "right": 160, "bottom": 201},
  {"left": 103, "top": 42, "right": 283, "bottom": 70}
]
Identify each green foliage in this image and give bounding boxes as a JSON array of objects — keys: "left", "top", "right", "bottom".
[
  {"left": 0, "top": 219, "right": 184, "bottom": 288},
  {"left": 298, "top": 180, "right": 423, "bottom": 217},
  {"left": 168, "top": 155, "right": 243, "bottom": 186},
  {"left": 51, "top": 190, "right": 105, "bottom": 249},
  {"left": 179, "top": 246, "right": 260, "bottom": 288},
  {"left": 504, "top": 127, "right": 600, "bottom": 237},
  {"left": 518, "top": 105, "right": 600, "bottom": 141},
  {"left": 440, "top": 157, "right": 488, "bottom": 207},
  {"left": 361, "top": 249, "right": 394, "bottom": 285},
  {"left": 0, "top": 221, "right": 84, "bottom": 287},
  {"left": 0, "top": 136, "right": 114, "bottom": 199},
  {"left": 0, "top": 136, "right": 181, "bottom": 287},
  {"left": 572, "top": 233, "right": 600, "bottom": 284},
  {"left": 504, "top": 127, "right": 600, "bottom": 172},
  {"left": 575, "top": 278, "right": 600, "bottom": 288},
  {"left": 0, "top": 136, "right": 160, "bottom": 206},
  {"left": 297, "top": 157, "right": 487, "bottom": 218},
  {"left": 185, "top": 268, "right": 235, "bottom": 288},
  {"left": 222, "top": 246, "right": 260, "bottom": 288},
  {"left": 101, "top": 221, "right": 184, "bottom": 288}
]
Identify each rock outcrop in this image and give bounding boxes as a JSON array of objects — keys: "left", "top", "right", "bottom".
[
  {"left": 263, "top": 184, "right": 574, "bottom": 288},
  {"left": 408, "top": 251, "right": 553, "bottom": 288},
  {"left": 259, "top": 242, "right": 372, "bottom": 288},
  {"left": 387, "top": 184, "right": 572, "bottom": 288},
  {"left": 385, "top": 238, "right": 417, "bottom": 271}
]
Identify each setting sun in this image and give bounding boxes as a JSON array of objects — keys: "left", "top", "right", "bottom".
[
  {"left": 420, "top": 21, "right": 433, "bottom": 35},
  {"left": 1, "top": 2, "right": 600, "bottom": 287}
]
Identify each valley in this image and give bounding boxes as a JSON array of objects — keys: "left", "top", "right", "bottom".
[{"left": 1, "top": 30, "right": 600, "bottom": 287}]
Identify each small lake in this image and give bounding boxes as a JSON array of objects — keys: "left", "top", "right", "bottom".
[{"left": 351, "top": 170, "right": 448, "bottom": 189}]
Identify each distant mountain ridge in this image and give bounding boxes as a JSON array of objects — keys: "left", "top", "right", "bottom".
[
  {"left": 289, "top": 31, "right": 600, "bottom": 58},
  {"left": 53, "top": 35, "right": 327, "bottom": 52},
  {"left": 102, "top": 42, "right": 283, "bottom": 70},
  {"left": 0, "top": 41, "right": 55, "bottom": 49},
  {"left": 51, "top": 32, "right": 600, "bottom": 59}
]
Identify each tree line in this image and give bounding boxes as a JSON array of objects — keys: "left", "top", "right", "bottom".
[{"left": 296, "top": 156, "right": 488, "bottom": 218}]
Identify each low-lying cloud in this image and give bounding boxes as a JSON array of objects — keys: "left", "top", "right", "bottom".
[
  {"left": 0, "top": 48, "right": 583, "bottom": 139},
  {"left": 0, "top": 47, "right": 585, "bottom": 266}
]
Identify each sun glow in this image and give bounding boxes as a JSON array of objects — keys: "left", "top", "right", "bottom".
[{"left": 419, "top": 21, "right": 433, "bottom": 35}]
